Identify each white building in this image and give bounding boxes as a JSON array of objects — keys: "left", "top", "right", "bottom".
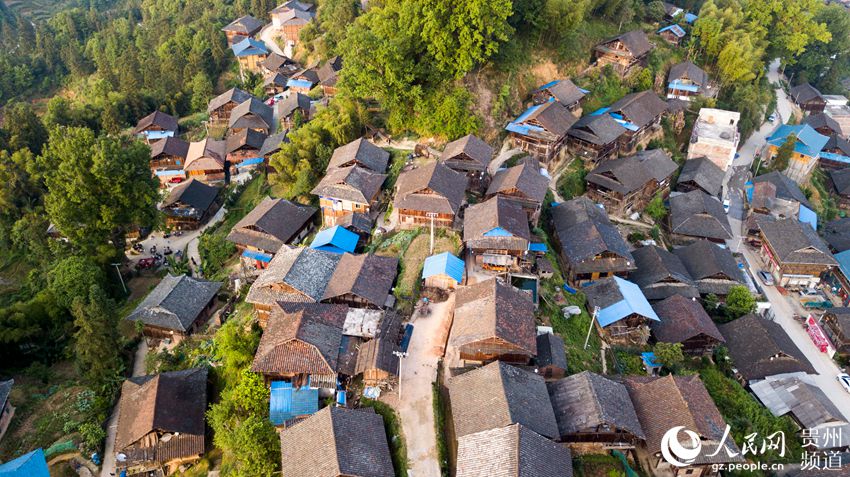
[{"left": 686, "top": 108, "right": 741, "bottom": 172}]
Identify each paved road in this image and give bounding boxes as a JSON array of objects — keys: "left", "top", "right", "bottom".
[
  {"left": 258, "top": 23, "right": 286, "bottom": 57},
  {"left": 396, "top": 296, "right": 454, "bottom": 477},
  {"left": 100, "top": 342, "right": 149, "bottom": 477}
]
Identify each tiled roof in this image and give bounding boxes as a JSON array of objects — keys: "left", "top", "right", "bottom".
[
  {"left": 598, "top": 30, "right": 653, "bottom": 58},
  {"left": 162, "top": 178, "right": 220, "bottom": 212},
  {"left": 668, "top": 61, "right": 708, "bottom": 88},
  {"left": 259, "top": 131, "right": 289, "bottom": 157},
  {"left": 456, "top": 424, "right": 574, "bottom": 477},
  {"left": 550, "top": 197, "right": 634, "bottom": 273},
  {"left": 277, "top": 92, "right": 311, "bottom": 119},
  {"left": 567, "top": 113, "right": 627, "bottom": 146},
  {"left": 544, "top": 78, "right": 587, "bottom": 106},
  {"left": 823, "top": 218, "right": 850, "bottom": 252},
  {"left": 753, "top": 171, "right": 813, "bottom": 209},
  {"left": 790, "top": 82, "right": 824, "bottom": 104},
  {"left": 185, "top": 138, "right": 226, "bottom": 171},
  {"left": 311, "top": 165, "right": 386, "bottom": 204},
  {"left": 608, "top": 90, "right": 668, "bottom": 129},
  {"left": 719, "top": 314, "right": 816, "bottom": 381},
  {"left": 229, "top": 97, "right": 274, "bottom": 131},
  {"left": 831, "top": 168, "right": 850, "bottom": 196},
  {"left": 225, "top": 128, "right": 267, "bottom": 154},
  {"left": 150, "top": 137, "right": 189, "bottom": 160},
  {"left": 207, "top": 88, "right": 253, "bottom": 113},
  {"left": 677, "top": 156, "right": 724, "bottom": 197},
  {"left": 134, "top": 110, "right": 178, "bottom": 134},
  {"left": 327, "top": 138, "right": 389, "bottom": 173},
  {"left": 486, "top": 161, "right": 549, "bottom": 204},
  {"left": 759, "top": 218, "right": 837, "bottom": 266},
  {"left": 227, "top": 197, "right": 316, "bottom": 252},
  {"left": 463, "top": 196, "right": 530, "bottom": 251},
  {"left": 322, "top": 253, "right": 398, "bottom": 306},
  {"left": 803, "top": 113, "right": 841, "bottom": 135},
  {"left": 222, "top": 15, "right": 264, "bottom": 34},
  {"left": 670, "top": 190, "right": 732, "bottom": 240},
  {"left": 126, "top": 274, "right": 221, "bottom": 332},
  {"left": 0, "top": 379, "right": 12, "bottom": 410},
  {"left": 394, "top": 161, "right": 467, "bottom": 215},
  {"left": 535, "top": 333, "right": 566, "bottom": 370},
  {"left": 672, "top": 239, "right": 740, "bottom": 282},
  {"left": 448, "top": 361, "right": 559, "bottom": 439},
  {"left": 586, "top": 149, "right": 676, "bottom": 195},
  {"left": 441, "top": 134, "right": 494, "bottom": 168},
  {"left": 547, "top": 371, "right": 644, "bottom": 439},
  {"left": 630, "top": 245, "right": 699, "bottom": 301},
  {"left": 650, "top": 294, "right": 725, "bottom": 344},
  {"left": 507, "top": 101, "right": 578, "bottom": 140}
]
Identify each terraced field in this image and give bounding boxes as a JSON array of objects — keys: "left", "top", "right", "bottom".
[{"left": 4, "top": 0, "right": 89, "bottom": 22}]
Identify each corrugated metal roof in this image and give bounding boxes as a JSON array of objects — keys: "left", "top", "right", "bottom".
[
  {"left": 242, "top": 249, "right": 273, "bottom": 262},
  {"left": 528, "top": 242, "right": 548, "bottom": 252},
  {"left": 595, "top": 277, "right": 660, "bottom": 327},
  {"left": 422, "top": 252, "right": 464, "bottom": 283},
  {"left": 287, "top": 78, "right": 314, "bottom": 88},
  {"left": 767, "top": 124, "right": 829, "bottom": 158},
  {"left": 231, "top": 37, "right": 269, "bottom": 57},
  {"left": 836, "top": 250, "right": 850, "bottom": 280},
  {"left": 270, "top": 381, "right": 319, "bottom": 426},
  {"left": 0, "top": 449, "right": 50, "bottom": 477},
  {"left": 310, "top": 226, "right": 358, "bottom": 254},
  {"left": 658, "top": 24, "right": 686, "bottom": 37},
  {"left": 798, "top": 205, "right": 818, "bottom": 230}
]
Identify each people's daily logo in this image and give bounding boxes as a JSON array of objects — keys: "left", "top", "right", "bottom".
[{"left": 661, "top": 426, "right": 703, "bottom": 467}]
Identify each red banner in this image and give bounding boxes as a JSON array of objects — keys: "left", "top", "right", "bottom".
[{"left": 806, "top": 315, "right": 830, "bottom": 353}]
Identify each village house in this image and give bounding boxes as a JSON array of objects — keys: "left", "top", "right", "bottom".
[
  {"left": 535, "top": 332, "right": 567, "bottom": 380},
  {"left": 245, "top": 247, "right": 397, "bottom": 320},
  {"left": 226, "top": 128, "right": 267, "bottom": 174},
  {"left": 830, "top": 251, "right": 850, "bottom": 307},
  {"left": 675, "top": 156, "right": 725, "bottom": 198},
  {"left": 287, "top": 66, "right": 319, "bottom": 93},
  {"left": 352, "top": 311, "right": 403, "bottom": 387},
  {"left": 686, "top": 108, "right": 740, "bottom": 171},
  {"left": 803, "top": 112, "right": 843, "bottom": 138},
  {"left": 532, "top": 78, "right": 588, "bottom": 114},
  {"left": 114, "top": 367, "right": 208, "bottom": 477},
  {"left": 231, "top": 37, "right": 269, "bottom": 74},
  {"left": 449, "top": 279, "right": 536, "bottom": 366},
  {"left": 566, "top": 112, "right": 627, "bottom": 163},
  {"left": 311, "top": 165, "right": 386, "bottom": 226},
  {"left": 506, "top": 100, "right": 578, "bottom": 167},
  {"left": 126, "top": 274, "right": 222, "bottom": 340},
  {"left": 662, "top": 1, "right": 683, "bottom": 18},
  {"left": 261, "top": 52, "right": 298, "bottom": 77},
  {"left": 149, "top": 137, "right": 190, "bottom": 186},
  {"left": 830, "top": 168, "right": 850, "bottom": 210},
  {"left": 160, "top": 178, "right": 221, "bottom": 230},
  {"left": 185, "top": 138, "right": 226, "bottom": 182},
  {"left": 746, "top": 172, "right": 816, "bottom": 233},
  {"left": 485, "top": 157, "right": 549, "bottom": 225},
  {"left": 0, "top": 448, "right": 49, "bottom": 476},
  {"left": 666, "top": 61, "right": 713, "bottom": 101},
  {"left": 207, "top": 88, "right": 253, "bottom": 126},
  {"left": 583, "top": 276, "right": 660, "bottom": 345},
  {"left": 657, "top": 24, "right": 686, "bottom": 45},
  {"left": 758, "top": 218, "right": 837, "bottom": 288},
  {"left": 672, "top": 240, "right": 744, "bottom": 297},
  {"left": 550, "top": 196, "right": 635, "bottom": 285},
  {"left": 271, "top": 2, "right": 315, "bottom": 47},
  {"left": 825, "top": 101, "right": 850, "bottom": 137},
  {"left": 229, "top": 97, "right": 275, "bottom": 135},
  {"left": 651, "top": 294, "right": 725, "bottom": 355},
  {"left": 585, "top": 149, "right": 677, "bottom": 217},
  {"left": 393, "top": 161, "right": 467, "bottom": 230},
  {"left": 605, "top": 90, "right": 669, "bottom": 153},
  {"left": 317, "top": 56, "right": 343, "bottom": 96},
  {"left": 259, "top": 131, "right": 289, "bottom": 163},
  {"left": 277, "top": 92, "right": 311, "bottom": 129},
  {"left": 822, "top": 308, "right": 850, "bottom": 356},
  {"left": 279, "top": 406, "right": 395, "bottom": 477},
  {"left": 448, "top": 361, "right": 559, "bottom": 440},
  {"left": 593, "top": 30, "right": 653, "bottom": 77},
  {"left": 440, "top": 134, "right": 493, "bottom": 192},
  {"left": 309, "top": 225, "right": 359, "bottom": 254},
  {"left": 765, "top": 123, "right": 829, "bottom": 184},
  {"left": 227, "top": 197, "right": 317, "bottom": 267},
  {"left": 133, "top": 110, "right": 178, "bottom": 143},
  {"left": 221, "top": 15, "right": 264, "bottom": 45},
  {"left": 630, "top": 245, "right": 699, "bottom": 301},
  {"left": 0, "top": 380, "right": 13, "bottom": 443},
  {"left": 819, "top": 134, "right": 850, "bottom": 170},
  {"left": 547, "top": 371, "right": 645, "bottom": 452},
  {"left": 327, "top": 137, "right": 389, "bottom": 173},
  {"left": 463, "top": 196, "right": 531, "bottom": 272},
  {"left": 669, "top": 190, "right": 732, "bottom": 244},
  {"left": 823, "top": 218, "right": 850, "bottom": 253},
  {"left": 263, "top": 73, "right": 288, "bottom": 96},
  {"left": 456, "top": 424, "right": 574, "bottom": 477},
  {"left": 623, "top": 375, "right": 744, "bottom": 477},
  {"left": 790, "top": 82, "right": 827, "bottom": 114},
  {"left": 421, "top": 252, "right": 465, "bottom": 290},
  {"left": 720, "top": 314, "right": 816, "bottom": 383}
]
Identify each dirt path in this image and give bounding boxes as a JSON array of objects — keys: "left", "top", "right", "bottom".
[{"left": 396, "top": 295, "right": 454, "bottom": 477}]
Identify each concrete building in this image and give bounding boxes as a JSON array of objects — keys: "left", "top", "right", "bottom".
[{"left": 686, "top": 108, "right": 740, "bottom": 172}]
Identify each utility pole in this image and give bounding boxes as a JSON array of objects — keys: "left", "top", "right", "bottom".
[
  {"left": 584, "top": 306, "right": 600, "bottom": 350},
  {"left": 111, "top": 263, "right": 127, "bottom": 294},
  {"left": 426, "top": 212, "right": 438, "bottom": 254},
  {"left": 393, "top": 350, "right": 408, "bottom": 401}
]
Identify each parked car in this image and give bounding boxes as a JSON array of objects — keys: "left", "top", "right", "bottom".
[
  {"left": 838, "top": 373, "right": 850, "bottom": 394},
  {"left": 758, "top": 270, "right": 774, "bottom": 286},
  {"left": 800, "top": 288, "right": 820, "bottom": 297},
  {"left": 768, "top": 113, "right": 777, "bottom": 123}
]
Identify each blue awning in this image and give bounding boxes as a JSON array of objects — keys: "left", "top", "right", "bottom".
[
  {"left": 310, "top": 225, "right": 359, "bottom": 254},
  {"left": 143, "top": 130, "right": 174, "bottom": 140},
  {"left": 155, "top": 169, "right": 185, "bottom": 176},
  {"left": 287, "top": 78, "right": 314, "bottom": 89},
  {"left": 242, "top": 249, "right": 273, "bottom": 262},
  {"left": 237, "top": 157, "right": 264, "bottom": 168},
  {"left": 422, "top": 252, "right": 464, "bottom": 283},
  {"left": 528, "top": 243, "right": 548, "bottom": 252}
]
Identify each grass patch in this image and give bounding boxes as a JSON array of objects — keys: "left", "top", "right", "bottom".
[
  {"left": 383, "top": 148, "right": 410, "bottom": 192},
  {"left": 809, "top": 167, "right": 840, "bottom": 223},
  {"left": 360, "top": 400, "right": 409, "bottom": 477},
  {"left": 573, "top": 453, "right": 632, "bottom": 477},
  {"left": 432, "top": 380, "right": 450, "bottom": 477},
  {"left": 556, "top": 159, "right": 587, "bottom": 201}
]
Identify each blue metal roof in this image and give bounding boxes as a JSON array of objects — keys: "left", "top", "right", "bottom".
[
  {"left": 820, "top": 151, "right": 850, "bottom": 164},
  {"left": 422, "top": 252, "right": 464, "bottom": 284},
  {"left": 237, "top": 157, "right": 264, "bottom": 168},
  {"left": 658, "top": 24, "right": 686, "bottom": 37},
  {"left": 269, "top": 381, "right": 318, "bottom": 426},
  {"left": 836, "top": 250, "right": 850, "bottom": 281},
  {"left": 596, "top": 277, "right": 660, "bottom": 328},
  {"left": 483, "top": 227, "right": 514, "bottom": 237},
  {"left": 506, "top": 103, "right": 547, "bottom": 136},
  {"left": 534, "top": 80, "right": 561, "bottom": 92},
  {"left": 231, "top": 37, "right": 269, "bottom": 57},
  {"left": 589, "top": 107, "right": 610, "bottom": 116},
  {"left": 684, "top": 13, "right": 698, "bottom": 23},
  {"left": 242, "top": 249, "right": 273, "bottom": 262},
  {"left": 310, "top": 225, "right": 359, "bottom": 254},
  {"left": 0, "top": 449, "right": 50, "bottom": 477},
  {"left": 668, "top": 81, "right": 700, "bottom": 92},
  {"left": 155, "top": 169, "right": 184, "bottom": 176},
  {"left": 143, "top": 130, "right": 174, "bottom": 140},
  {"left": 799, "top": 205, "right": 818, "bottom": 230},
  {"left": 767, "top": 124, "right": 829, "bottom": 158},
  {"left": 528, "top": 242, "right": 548, "bottom": 252},
  {"left": 287, "top": 78, "right": 314, "bottom": 89}
]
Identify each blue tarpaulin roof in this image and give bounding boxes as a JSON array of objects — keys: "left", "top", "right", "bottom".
[
  {"left": 799, "top": 204, "right": 818, "bottom": 230},
  {"left": 0, "top": 449, "right": 50, "bottom": 477},
  {"left": 237, "top": 157, "right": 264, "bottom": 168},
  {"left": 836, "top": 250, "right": 850, "bottom": 281},
  {"left": 534, "top": 80, "right": 561, "bottom": 92},
  {"left": 400, "top": 324, "right": 414, "bottom": 353},
  {"left": 528, "top": 242, "right": 548, "bottom": 252},
  {"left": 231, "top": 37, "right": 269, "bottom": 57},
  {"left": 668, "top": 81, "right": 700, "bottom": 92},
  {"left": 658, "top": 24, "right": 686, "bottom": 37},
  {"left": 422, "top": 252, "right": 464, "bottom": 283},
  {"left": 506, "top": 103, "right": 547, "bottom": 136},
  {"left": 269, "top": 381, "right": 318, "bottom": 426},
  {"left": 820, "top": 151, "right": 850, "bottom": 164},
  {"left": 767, "top": 124, "right": 829, "bottom": 158},
  {"left": 684, "top": 13, "right": 698, "bottom": 23},
  {"left": 596, "top": 277, "right": 660, "bottom": 327},
  {"left": 310, "top": 225, "right": 359, "bottom": 254},
  {"left": 641, "top": 352, "right": 661, "bottom": 368},
  {"left": 242, "top": 249, "right": 273, "bottom": 262},
  {"left": 287, "top": 78, "right": 314, "bottom": 89},
  {"left": 483, "top": 227, "right": 514, "bottom": 237}
]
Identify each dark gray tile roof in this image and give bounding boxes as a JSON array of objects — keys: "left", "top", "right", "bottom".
[
  {"left": 229, "top": 97, "right": 274, "bottom": 131},
  {"left": 207, "top": 88, "right": 253, "bottom": 113},
  {"left": 0, "top": 379, "right": 12, "bottom": 409},
  {"left": 759, "top": 218, "right": 837, "bottom": 266},
  {"left": 519, "top": 101, "right": 578, "bottom": 138},
  {"left": 668, "top": 61, "right": 709, "bottom": 88},
  {"left": 327, "top": 138, "right": 389, "bottom": 173},
  {"left": 825, "top": 134, "right": 850, "bottom": 155},
  {"left": 463, "top": 196, "right": 530, "bottom": 251},
  {"left": 259, "top": 131, "right": 289, "bottom": 157},
  {"left": 262, "top": 52, "right": 295, "bottom": 72},
  {"left": 354, "top": 312, "right": 402, "bottom": 377},
  {"left": 277, "top": 92, "right": 312, "bottom": 119},
  {"left": 831, "top": 168, "right": 850, "bottom": 196},
  {"left": 134, "top": 110, "right": 178, "bottom": 134},
  {"left": 822, "top": 218, "right": 850, "bottom": 252},
  {"left": 586, "top": 149, "right": 676, "bottom": 195},
  {"left": 394, "top": 161, "right": 467, "bottom": 215},
  {"left": 279, "top": 406, "right": 395, "bottom": 477},
  {"left": 719, "top": 314, "right": 816, "bottom": 381},
  {"left": 670, "top": 190, "right": 732, "bottom": 240},
  {"left": 222, "top": 15, "right": 264, "bottom": 35},
  {"left": 227, "top": 197, "right": 317, "bottom": 252},
  {"left": 440, "top": 134, "right": 494, "bottom": 168},
  {"left": 599, "top": 30, "right": 653, "bottom": 58},
  {"left": 226, "top": 128, "right": 267, "bottom": 154},
  {"left": 568, "top": 113, "right": 627, "bottom": 145},
  {"left": 448, "top": 361, "right": 559, "bottom": 439},
  {"left": 753, "top": 171, "right": 813, "bottom": 209},
  {"left": 677, "top": 156, "right": 725, "bottom": 197},
  {"left": 803, "top": 113, "right": 841, "bottom": 135},
  {"left": 311, "top": 165, "right": 386, "bottom": 204},
  {"left": 486, "top": 161, "right": 549, "bottom": 204},
  {"left": 318, "top": 56, "right": 342, "bottom": 86},
  {"left": 126, "top": 274, "right": 221, "bottom": 332},
  {"left": 162, "top": 178, "right": 220, "bottom": 212},
  {"left": 672, "top": 239, "right": 742, "bottom": 282},
  {"left": 336, "top": 212, "right": 374, "bottom": 235},
  {"left": 631, "top": 246, "right": 699, "bottom": 301},
  {"left": 456, "top": 424, "right": 574, "bottom": 477},
  {"left": 535, "top": 333, "right": 566, "bottom": 370},
  {"left": 547, "top": 371, "right": 644, "bottom": 439},
  {"left": 790, "top": 82, "right": 824, "bottom": 104},
  {"left": 547, "top": 78, "right": 586, "bottom": 106},
  {"left": 322, "top": 253, "right": 398, "bottom": 307},
  {"left": 650, "top": 294, "right": 725, "bottom": 344},
  {"left": 150, "top": 137, "right": 189, "bottom": 160},
  {"left": 608, "top": 90, "right": 668, "bottom": 129},
  {"left": 551, "top": 197, "right": 634, "bottom": 271}
]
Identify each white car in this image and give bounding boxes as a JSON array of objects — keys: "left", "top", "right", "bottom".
[{"left": 838, "top": 373, "right": 850, "bottom": 394}]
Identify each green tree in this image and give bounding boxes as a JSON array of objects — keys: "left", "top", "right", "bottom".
[
  {"left": 71, "top": 284, "right": 121, "bottom": 387},
  {"left": 725, "top": 284, "right": 756, "bottom": 319},
  {"left": 48, "top": 256, "right": 106, "bottom": 309},
  {"left": 212, "top": 319, "right": 261, "bottom": 387},
  {"left": 3, "top": 101, "right": 48, "bottom": 155},
  {"left": 645, "top": 193, "right": 667, "bottom": 222},
  {"left": 646, "top": 0, "right": 666, "bottom": 22},
  {"left": 191, "top": 72, "right": 214, "bottom": 112},
  {"left": 653, "top": 342, "right": 685, "bottom": 371},
  {"left": 198, "top": 232, "right": 236, "bottom": 278},
  {"left": 772, "top": 133, "right": 796, "bottom": 173}
]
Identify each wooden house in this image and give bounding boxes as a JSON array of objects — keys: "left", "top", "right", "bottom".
[
  {"left": 229, "top": 97, "right": 275, "bottom": 135},
  {"left": 535, "top": 332, "right": 567, "bottom": 380},
  {"left": 264, "top": 73, "right": 288, "bottom": 96},
  {"left": 667, "top": 61, "right": 713, "bottom": 101},
  {"left": 259, "top": 131, "right": 289, "bottom": 163},
  {"left": 227, "top": 197, "right": 317, "bottom": 268},
  {"left": 207, "top": 88, "right": 253, "bottom": 126},
  {"left": 822, "top": 308, "right": 850, "bottom": 356},
  {"left": 185, "top": 138, "right": 226, "bottom": 182},
  {"left": 231, "top": 37, "right": 269, "bottom": 74},
  {"left": 550, "top": 197, "right": 635, "bottom": 285},
  {"left": 630, "top": 245, "right": 699, "bottom": 301},
  {"left": 758, "top": 218, "right": 837, "bottom": 288},
  {"left": 149, "top": 137, "right": 190, "bottom": 186},
  {"left": 440, "top": 134, "right": 493, "bottom": 192},
  {"left": 270, "top": 1, "right": 315, "bottom": 45},
  {"left": 606, "top": 90, "right": 669, "bottom": 153},
  {"left": 566, "top": 112, "right": 627, "bottom": 163},
  {"left": 830, "top": 168, "right": 850, "bottom": 210},
  {"left": 133, "top": 110, "right": 178, "bottom": 143},
  {"left": 226, "top": 128, "right": 267, "bottom": 174},
  {"left": 651, "top": 295, "right": 725, "bottom": 355},
  {"left": 393, "top": 161, "right": 467, "bottom": 230},
  {"left": 506, "top": 100, "right": 577, "bottom": 167},
  {"left": 311, "top": 165, "right": 386, "bottom": 227},
  {"left": 585, "top": 149, "right": 677, "bottom": 217},
  {"left": 583, "top": 276, "right": 659, "bottom": 346},
  {"left": 161, "top": 179, "right": 221, "bottom": 230},
  {"left": 261, "top": 52, "right": 299, "bottom": 77},
  {"left": 286, "top": 67, "right": 319, "bottom": 93},
  {"left": 547, "top": 371, "right": 645, "bottom": 451},
  {"left": 791, "top": 82, "right": 827, "bottom": 114},
  {"left": 317, "top": 56, "right": 342, "bottom": 96},
  {"left": 532, "top": 78, "right": 587, "bottom": 114},
  {"left": 463, "top": 196, "right": 530, "bottom": 272},
  {"left": 657, "top": 24, "right": 686, "bottom": 45},
  {"left": 221, "top": 15, "right": 264, "bottom": 45},
  {"left": 327, "top": 137, "right": 389, "bottom": 173},
  {"left": 115, "top": 368, "right": 208, "bottom": 477},
  {"left": 485, "top": 157, "right": 549, "bottom": 225},
  {"left": 669, "top": 190, "right": 733, "bottom": 244},
  {"left": 126, "top": 274, "right": 221, "bottom": 340},
  {"left": 594, "top": 30, "right": 653, "bottom": 77},
  {"left": 277, "top": 92, "right": 311, "bottom": 129},
  {"left": 676, "top": 156, "right": 725, "bottom": 198},
  {"left": 719, "top": 314, "right": 816, "bottom": 382},
  {"left": 448, "top": 279, "right": 537, "bottom": 365},
  {"left": 673, "top": 240, "right": 744, "bottom": 297},
  {"left": 456, "top": 424, "right": 574, "bottom": 477},
  {"left": 353, "top": 312, "right": 403, "bottom": 386},
  {"left": 0, "top": 380, "right": 13, "bottom": 443},
  {"left": 421, "top": 252, "right": 465, "bottom": 290}
]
